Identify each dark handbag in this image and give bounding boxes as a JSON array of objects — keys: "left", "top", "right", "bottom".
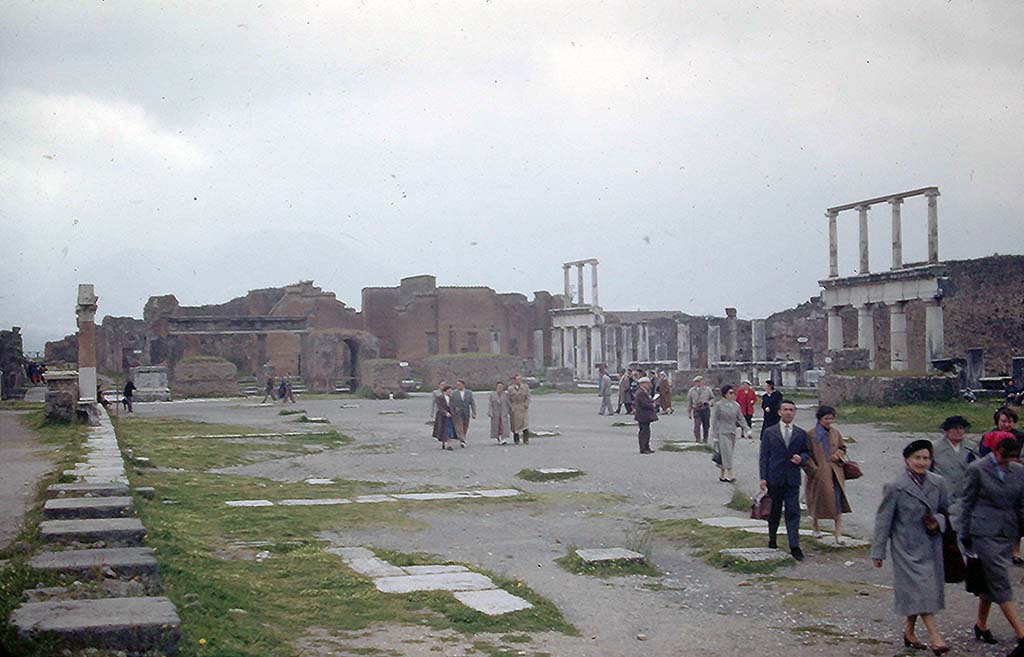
[
  {"left": 841, "top": 459, "right": 863, "bottom": 480},
  {"left": 941, "top": 513, "right": 966, "bottom": 583},
  {"left": 750, "top": 490, "right": 772, "bottom": 520},
  {"left": 965, "top": 555, "right": 989, "bottom": 596}
]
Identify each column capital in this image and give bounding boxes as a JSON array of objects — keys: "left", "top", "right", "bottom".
[
  {"left": 888, "top": 197, "right": 904, "bottom": 206},
  {"left": 855, "top": 204, "right": 871, "bottom": 213},
  {"left": 923, "top": 189, "right": 941, "bottom": 199},
  {"left": 826, "top": 209, "right": 839, "bottom": 219}
]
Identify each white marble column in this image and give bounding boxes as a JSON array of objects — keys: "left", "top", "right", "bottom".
[
  {"left": 551, "top": 328, "right": 563, "bottom": 368},
  {"left": 676, "top": 322, "right": 691, "bottom": 369},
  {"left": 591, "top": 326, "right": 603, "bottom": 376},
  {"left": 562, "top": 327, "right": 574, "bottom": 372},
  {"left": 577, "top": 327, "right": 590, "bottom": 379},
  {"left": 751, "top": 319, "right": 767, "bottom": 361},
  {"left": 857, "top": 304, "right": 876, "bottom": 370},
  {"left": 827, "top": 307, "right": 844, "bottom": 351},
  {"left": 857, "top": 204, "right": 870, "bottom": 274},
  {"left": 889, "top": 302, "right": 908, "bottom": 371},
  {"left": 638, "top": 323, "right": 650, "bottom": 362},
  {"left": 576, "top": 264, "right": 585, "bottom": 306},
  {"left": 925, "top": 299, "right": 945, "bottom": 370},
  {"left": 563, "top": 265, "right": 571, "bottom": 300},
  {"left": 590, "top": 262, "right": 599, "bottom": 308},
  {"left": 605, "top": 327, "right": 618, "bottom": 373},
  {"left": 827, "top": 209, "right": 839, "bottom": 277},
  {"left": 925, "top": 189, "right": 940, "bottom": 263},
  {"left": 707, "top": 324, "right": 721, "bottom": 366},
  {"left": 889, "top": 197, "right": 903, "bottom": 270}
]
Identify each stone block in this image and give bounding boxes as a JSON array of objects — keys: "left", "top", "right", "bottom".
[
  {"left": 11, "top": 596, "right": 180, "bottom": 654},
  {"left": 453, "top": 589, "right": 534, "bottom": 615},
  {"left": 225, "top": 500, "right": 274, "bottom": 507},
  {"left": 353, "top": 495, "right": 397, "bottom": 503},
  {"left": 719, "top": 547, "right": 791, "bottom": 563},
  {"left": 39, "top": 518, "right": 147, "bottom": 546},
  {"left": 472, "top": 489, "right": 520, "bottom": 498},
  {"left": 29, "top": 547, "right": 158, "bottom": 579},
  {"left": 277, "top": 498, "right": 351, "bottom": 506},
  {"left": 134, "top": 487, "right": 156, "bottom": 499},
  {"left": 44, "top": 389, "right": 77, "bottom": 423},
  {"left": 817, "top": 536, "right": 870, "bottom": 548},
  {"left": 345, "top": 557, "right": 408, "bottom": 578},
  {"left": 574, "top": 548, "right": 644, "bottom": 564},
  {"left": 304, "top": 478, "right": 334, "bottom": 485},
  {"left": 130, "top": 365, "right": 171, "bottom": 402},
  {"left": 48, "top": 482, "right": 130, "bottom": 498},
  {"left": 43, "top": 496, "right": 133, "bottom": 520},
  {"left": 374, "top": 572, "right": 495, "bottom": 594},
  {"left": 739, "top": 526, "right": 816, "bottom": 537},
  {"left": 391, "top": 492, "right": 468, "bottom": 501}
]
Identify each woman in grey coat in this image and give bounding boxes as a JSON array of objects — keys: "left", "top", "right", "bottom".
[
  {"left": 488, "top": 381, "right": 511, "bottom": 445},
  {"left": 871, "top": 440, "right": 950, "bottom": 654},
  {"left": 710, "top": 385, "right": 751, "bottom": 483}
]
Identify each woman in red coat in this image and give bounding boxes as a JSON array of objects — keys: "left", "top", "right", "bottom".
[{"left": 736, "top": 380, "right": 758, "bottom": 430}]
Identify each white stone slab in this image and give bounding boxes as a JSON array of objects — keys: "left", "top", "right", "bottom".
[
  {"left": 326, "top": 547, "right": 374, "bottom": 560},
  {"left": 536, "top": 468, "right": 580, "bottom": 475},
  {"left": 719, "top": 547, "right": 791, "bottom": 563},
  {"left": 740, "top": 526, "right": 817, "bottom": 537},
  {"left": 391, "top": 492, "right": 465, "bottom": 501},
  {"left": 304, "top": 478, "right": 335, "bottom": 485},
  {"left": 454, "top": 589, "right": 534, "bottom": 615},
  {"left": 402, "top": 565, "right": 469, "bottom": 575},
  {"left": 225, "top": 500, "right": 274, "bottom": 507},
  {"left": 531, "top": 430, "right": 559, "bottom": 437},
  {"left": 472, "top": 489, "right": 521, "bottom": 498},
  {"left": 374, "top": 572, "right": 495, "bottom": 593},
  {"left": 277, "top": 498, "right": 351, "bottom": 506},
  {"left": 353, "top": 495, "right": 397, "bottom": 504},
  {"left": 575, "top": 548, "right": 645, "bottom": 564},
  {"left": 698, "top": 517, "right": 764, "bottom": 529},
  {"left": 346, "top": 557, "right": 408, "bottom": 578},
  {"left": 817, "top": 536, "right": 870, "bottom": 548}
]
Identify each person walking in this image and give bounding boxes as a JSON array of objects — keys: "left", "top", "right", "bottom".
[
  {"left": 615, "top": 369, "right": 631, "bottom": 414},
  {"left": 430, "top": 379, "right": 447, "bottom": 419},
  {"left": 870, "top": 439, "right": 951, "bottom": 655},
  {"left": 711, "top": 385, "right": 751, "bottom": 482},
  {"left": 432, "top": 384, "right": 457, "bottom": 451},
  {"left": 736, "top": 379, "right": 757, "bottom": 429},
  {"left": 960, "top": 435, "right": 1024, "bottom": 651},
  {"left": 451, "top": 380, "right": 476, "bottom": 448},
  {"left": 978, "top": 407, "right": 1024, "bottom": 563},
  {"left": 122, "top": 380, "right": 136, "bottom": 413},
  {"left": 597, "top": 367, "right": 613, "bottom": 415},
  {"left": 930, "top": 415, "right": 976, "bottom": 524},
  {"left": 657, "top": 371, "right": 673, "bottom": 414},
  {"left": 634, "top": 376, "right": 657, "bottom": 454},
  {"left": 261, "top": 375, "right": 276, "bottom": 403},
  {"left": 760, "top": 379, "right": 782, "bottom": 437},
  {"left": 488, "top": 381, "right": 511, "bottom": 445},
  {"left": 283, "top": 374, "right": 297, "bottom": 403},
  {"left": 806, "top": 405, "right": 852, "bottom": 543},
  {"left": 508, "top": 374, "right": 531, "bottom": 445},
  {"left": 759, "top": 399, "right": 810, "bottom": 561},
  {"left": 687, "top": 376, "right": 714, "bottom": 443}
]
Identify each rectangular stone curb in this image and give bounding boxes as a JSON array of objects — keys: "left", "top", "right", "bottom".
[
  {"left": 402, "top": 565, "right": 469, "bottom": 575},
  {"left": 374, "top": 572, "right": 495, "bottom": 593},
  {"left": 225, "top": 500, "right": 274, "bottom": 507},
  {"left": 43, "top": 496, "right": 134, "bottom": 520},
  {"left": 278, "top": 498, "right": 351, "bottom": 506},
  {"left": 575, "top": 548, "right": 645, "bottom": 564},
  {"left": 11, "top": 596, "right": 180, "bottom": 653},
  {"left": 40, "top": 518, "right": 146, "bottom": 547},
  {"left": 453, "top": 589, "right": 534, "bottom": 615},
  {"left": 29, "top": 548, "right": 158, "bottom": 579},
  {"left": 48, "top": 483, "right": 130, "bottom": 498},
  {"left": 536, "top": 468, "right": 580, "bottom": 474}
]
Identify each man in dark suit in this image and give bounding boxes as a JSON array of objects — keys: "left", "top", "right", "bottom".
[
  {"left": 451, "top": 379, "right": 476, "bottom": 448},
  {"left": 634, "top": 377, "right": 658, "bottom": 454},
  {"left": 759, "top": 399, "right": 810, "bottom": 560}
]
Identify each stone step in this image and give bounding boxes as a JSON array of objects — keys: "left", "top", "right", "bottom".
[
  {"left": 48, "top": 482, "right": 130, "bottom": 497},
  {"left": 43, "top": 496, "right": 134, "bottom": 520},
  {"left": 11, "top": 596, "right": 180, "bottom": 654},
  {"left": 29, "top": 547, "right": 158, "bottom": 579},
  {"left": 39, "top": 518, "right": 146, "bottom": 547}
]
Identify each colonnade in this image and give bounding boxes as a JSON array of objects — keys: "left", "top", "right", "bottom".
[{"left": 825, "top": 298, "right": 945, "bottom": 371}]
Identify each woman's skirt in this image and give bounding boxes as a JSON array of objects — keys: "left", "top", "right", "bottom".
[{"left": 973, "top": 535, "right": 1015, "bottom": 604}]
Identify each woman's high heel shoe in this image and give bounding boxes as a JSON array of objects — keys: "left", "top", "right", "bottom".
[
  {"left": 929, "top": 645, "right": 949, "bottom": 656},
  {"left": 903, "top": 633, "right": 927, "bottom": 650},
  {"left": 974, "top": 624, "right": 998, "bottom": 644}
]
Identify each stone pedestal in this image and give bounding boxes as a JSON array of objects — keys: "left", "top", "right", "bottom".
[
  {"left": 44, "top": 371, "right": 79, "bottom": 423},
  {"left": 130, "top": 366, "right": 170, "bottom": 402},
  {"left": 965, "top": 349, "right": 984, "bottom": 390},
  {"left": 76, "top": 284, "right": 98, "bottom": 405}
]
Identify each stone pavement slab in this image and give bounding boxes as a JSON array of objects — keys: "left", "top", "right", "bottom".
[
  {"left": 472, "top": 489, "right": 520, "bottom": 498},
  {"left": 29, "top": 547, "right": 158, "bottom": 579},
  {"left": 374, "top": 572, "right": 495, "bottom": 593},
  {"left": 354, "top": 495, "right": 397, "bottom": 503},
  {"left": 304, "top": 478, "right": 335, "bottom": 485},
  {"left": 39, "top": 518, "right": 146, "bottom": 546},
  {"left": 719, "top": 547, "right": 792, "bottom": 563},
  {"left": 225, "top": 500, "right": 274, "bottom": 507},
  {"left": 391, "top": 492, "right": 467, "bottom": 501},
  {"left": 346, "top": 557, "right": 408, "bottom": 578},
  {"left": 698, "top": 517, "right": 764, "bottom": 529},
  {"left": 327, "top": 546, "right": 374, "bottom": 560},
  {"left": 11, "top": 596, "right": 180, "bottom": 653},
  {"left": 575, "top": 548, "right": 645, "bottom": 564},
  {"left": 277, "top": 498, "right": 351, "bottom": 506},
  {"left": 402, "top": 565, "right": 469, "bottom": 575},
  {"left": 453, "top": 589, "right": 534, "bottom": 615},
  {"left": 536, "top": 468, "right": 581, "bottom": 474},
  {"left": 817, "top": 536, "right": 870, "bottom": 548},
  {"left": 739, "top": 526, "right": 816, "bottom": 537},
  {"left": 43, "top": 496, "right": 133, "bottom": 520}
]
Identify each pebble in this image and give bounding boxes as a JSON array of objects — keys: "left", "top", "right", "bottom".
[{"left": 636, "top": 633, "right": 648, "bottom": 641}]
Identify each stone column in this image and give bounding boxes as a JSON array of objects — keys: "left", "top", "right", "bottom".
[
  {"left": 889, "top": 197, "right": 903, "bottom": 270},
  {"left": 924, "top": 299, "right": 945, "bottom": 370},
  {"left": 799, "top": 347, "right": 815, "bottom": 385},
  {"left": 562, "top": 327, "right": 574, "bottom": 372},
  {"left": 605, "top": 326, "right": 617, "bottom": 373},
  {"left": 723, "top": 308, "right": 738, "bottom": 361},
  {"left": 621, "top": 324, "right": 632, "bottom": 364},
  {"left": 925, "top": 189, "right": 940, "bottom": 264},
  {"left": 578, "top": 327, "right": 591, "bottom": 379},
  {"left": 590, "top": 261, "right": 599, "bottom": 308},
  {"left": 857, "top": 204, "right": 870, "bottom": 274},
  {"left": 532, "top": 329, "right": 544, "bottom": 366},
  {"left": 857, "top": 304, "right": 876, "bottom": 370},
  {"left": 707, "top": 324, "right": 721, "bottom": 366},
  {"left": 637, "top": 323, "right": 650, "bottom": 363},
  {"left": 827, "top": 210, "right": 839, "bottom": 277},
  {"left": 576, "top": 264, "right": 585, "bottom": 306},
  {"left": 889, "top": 302, "right": 908, "bottom": 371},
  {"left": 551, "top": 328, "right": 563, "bottom": 368},
  {"left": 591, "top": 326, "right": 603, "bottom": 377},
  {"left": 826, "top": 307, "right": 844, "bottom": 351},
  {"left": 751, "top": 319, "right": 767, "bottom": 361},
  {"left": 676, "top": 322, "right": 692, "bottom": 369},
  {"left": 563, "top": 265, "right": 571, "bottom": 301},
  {"left": 965, "top": 348, "right": 984, "bottom": 389},
  {"left": 76, "top": 284, "right": 99, "bottom": 404}
]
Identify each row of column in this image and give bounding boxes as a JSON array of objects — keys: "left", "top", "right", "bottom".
[
  {"left": 562, "top": 261, "right": 599, "bottom": 307},
  {"left": 825, "top": 299, "right": 945, "bottom": 370},
  {"left": 827, "top": 190, "right": 940, "bottom": 277}
]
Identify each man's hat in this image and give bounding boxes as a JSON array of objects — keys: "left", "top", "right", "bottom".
[
  {"left": 638, "top": 377, "right": 651, "bottom": 384},
  {"left": 940, "top": 415, "right": 971, "bottom": 431},
  {"left": 692, "top": 375, "right": 703, "bottom": 382}
]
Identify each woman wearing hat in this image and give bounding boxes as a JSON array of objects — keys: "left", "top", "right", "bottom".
[
  {"left": 961, "top": 435, "right": 1024, "bottom": 651},
  {"left": 871, "top": 440, "right": 951, "bottom": 654},
  {"left": 710, "top": 385, "right": 751, "bottom": 482},
  {"left": 930, "top": 416, "right": 976, "bottom": 525},
  {"left": 805, "top": 405, "right": 852, "bottom": 544}
]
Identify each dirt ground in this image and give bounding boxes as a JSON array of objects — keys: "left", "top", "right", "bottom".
[
  {"left": 130, "top": 393, "right": 1015, "bottom": 657},
  {"left": 0, "top": 410, "right": 53, "bottom": 550}
]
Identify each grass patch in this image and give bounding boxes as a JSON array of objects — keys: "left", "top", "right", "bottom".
[
  {"left": 610, "top": 421, "right": 635, "bottom": 427},
  {"left": 659, "top": 441, "right": 713, "bottom": 453},
  {"left": 0, "top": 400, "right": 44, "bottom": 411},
  {"left": 516, "top": 469, "right": 584, "bottom": 482},
  {"left": 0, "top": 410, "right": 90, "bottom": 657},
  {"left": 840, "top": 399, "right": 998, "bottom": 433},
  {"left": 114, "top": 416, "right": 352, "bottom": 471},
  {"left": 278, "top": 408, "right": 306, "bottom": 416},
  {"left": 554, "top": 547, "right": 660, "bottom": 578}
]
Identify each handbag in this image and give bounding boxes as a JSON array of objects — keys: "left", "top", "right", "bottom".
[
  {"left": 965, "top": 555, "right": 989, "bottom": 596},
  {"left": 841, "top": 459, "right": 863, "bottom": 480},
  {"left": 711, "top": 440, "right": 722, "bottom": 466},
  {"left": 941, "top": 512, "right": 966, "bottom": 583},
  {"left": 750, "top": 490, "right": 773, "bottom": 520}
]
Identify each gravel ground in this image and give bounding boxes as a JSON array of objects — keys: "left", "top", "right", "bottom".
[
  {"left": 131, "top": 393, "right": 1017, "bottom": 657},
  {"left": 0, "top": 410, "right": 53, "bottom": 550}
]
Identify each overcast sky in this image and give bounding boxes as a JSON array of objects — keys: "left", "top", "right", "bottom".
[{"left": 2, "top": 1, "right": 1022, "bottom": 352}]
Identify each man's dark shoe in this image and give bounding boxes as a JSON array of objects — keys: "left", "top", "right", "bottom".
[
  {"left": 790, "top": 547, "right": 805, "bottom": 561},
  {"left": 768, "top": 539, "right": 777, "bottom": 549}
]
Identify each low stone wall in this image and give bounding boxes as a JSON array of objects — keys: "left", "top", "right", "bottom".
[
  {"left": 358, "top": 358, "right": 403, "bottom": 397},
  {"left": 171, "top": 358, "right": 239, "bottom": 398},
  {"left": 818, "top": 374, "right": 958, "bottom": 407},
  {"left": 422, "top": 354, "right": 532, "bottom": 390}
]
